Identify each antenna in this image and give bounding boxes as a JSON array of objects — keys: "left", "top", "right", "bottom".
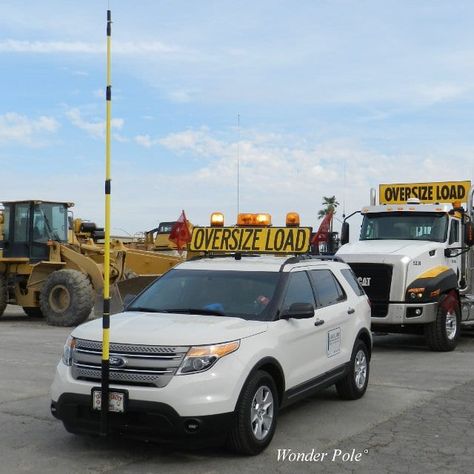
[
  {"left": 342, "top": 160, "right": 346, "bottom": 219},
  {"left": 237, "top": 113, "right": 241, "bottom": 217}
]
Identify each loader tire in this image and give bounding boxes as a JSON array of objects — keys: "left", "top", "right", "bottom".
[
  {"left": 0, "top": 276, "right": 6, "bottom": 318},
  {"left": 40, "top": 270, "right": 94, "bottom": 327}
]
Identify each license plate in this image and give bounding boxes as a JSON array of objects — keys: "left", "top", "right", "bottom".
[{"left": 92, "top": 389, "right": 126, "bottom": 413}]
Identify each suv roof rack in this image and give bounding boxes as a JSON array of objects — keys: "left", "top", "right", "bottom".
[
  {"left": 188, "top": 252, "right": 261, "bottom": 261},
  {"left": 280, "top": 254, "right": 344, "bottom": 271}
]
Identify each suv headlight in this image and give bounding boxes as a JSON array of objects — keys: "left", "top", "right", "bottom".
[
  {"left": 177, "top": 340, "right": 240, "bottom": 375},
  {"left": 62, "top": 335, "right": 76, "bottom": 366}
]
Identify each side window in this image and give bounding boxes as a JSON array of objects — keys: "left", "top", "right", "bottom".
[
  {"left": 1, "top": 206, "right": 10, "bottom": 241},
  {"left": 281, "top": 271, "right": 315, "bottom": 311},
  {"left": 340, "top": 268, "right": 365, "bottom": 296},
  {"left": 309, "top": 269, "right": 346, "bottom": 307},
  {"left": 449, "top": 221, "right": 459, "bottom": 245},
  {"left": 14, "top": 204, "right": 30, "bottom": 243}
]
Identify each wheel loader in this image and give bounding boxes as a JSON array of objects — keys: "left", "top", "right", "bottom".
[{"left": 0, "top": 200, "right": 184, "bottom": 326}]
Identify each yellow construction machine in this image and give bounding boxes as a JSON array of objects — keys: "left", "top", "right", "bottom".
[
  {"left": 127, "top": 221, "right": 188, "bottom": 253},
  {"left": 0, "top": 200, "right": 183, "bottom": 326}
]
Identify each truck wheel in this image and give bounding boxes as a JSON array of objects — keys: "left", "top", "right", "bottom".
[
  {"left": 23, "top": 307, "right": 44, "bottom": 318},
  {"left": 227, "top": 370, "right": 278, "bottom": 455},
  {"left": 336, "top": 339, "right": 370, "bottom": 400},
  {"left": 425, "top": 292, "right": 461, "bottom": 352},
  {"left": 40, "top": 270, "right": 94, "bottom": 327},
  {"left": 0, "top": 275, "right": 6, "bottom": 317}
]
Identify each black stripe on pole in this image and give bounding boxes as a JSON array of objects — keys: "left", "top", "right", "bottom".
[
  {"left": 106, "top": 86, "right": 112, "bottom": 101},
  {"left": 100, "top": 297, "right": 111, "bottom": 435},
  {"left": 100, "top": 359, "right": 110, "bottom": 435},
  {"left": 103, "top": 297, "right": 111, "bottom": 321},
  {"left": 107, "top": 10, "right": 111, "bottom": 36},
  {"left": 105, "top": 179, "right": 111, "bottom": 195}
]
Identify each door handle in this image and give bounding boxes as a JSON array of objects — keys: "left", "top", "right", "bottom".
[
  {"left": 314, "top": 319, "right": 325, "bottom": 327},
  {"left": 347, "top": 307, "right": 355, "bottom": 315}
]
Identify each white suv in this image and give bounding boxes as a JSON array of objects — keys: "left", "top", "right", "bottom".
[{"left": 51, "top": 254, "right": 371, "bottom": 455}]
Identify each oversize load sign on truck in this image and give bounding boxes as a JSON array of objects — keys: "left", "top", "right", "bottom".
[
  {"left": 190, "top": 227, "right": 311, "bottom": 253},
  {"left": 379, "top": 181, "right": 471, "bottom": 205}
]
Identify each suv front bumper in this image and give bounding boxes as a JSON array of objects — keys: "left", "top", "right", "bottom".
[{"left": 51, "top": 393, "right": 234, "bottom": 443}]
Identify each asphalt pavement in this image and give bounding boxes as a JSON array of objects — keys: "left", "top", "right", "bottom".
[{"left": 1, "top": 305, "right": 473, "bottom": 474}]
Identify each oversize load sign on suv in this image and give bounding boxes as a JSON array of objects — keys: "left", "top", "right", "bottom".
[
  {"left": 190, "top": 227, "right": 311, "bottom": 253},
  {"left": 379, "top": 180, "right": 471, "bottom": 204}
]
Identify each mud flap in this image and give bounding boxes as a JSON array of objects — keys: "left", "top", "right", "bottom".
[{"left": 440, "top": 290, "right": 458, "bottom": 313}]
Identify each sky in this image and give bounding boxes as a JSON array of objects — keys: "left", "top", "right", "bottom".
[{"left": 0, "top": 0, "right": 473, "bottom": 234}]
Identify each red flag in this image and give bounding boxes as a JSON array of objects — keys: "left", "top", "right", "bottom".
[
  {"left": 169, "top": 210, "right": 192, "bottom": 252},
  {"left": 311, "top": 211, "right": 333, "bottom": 245}
]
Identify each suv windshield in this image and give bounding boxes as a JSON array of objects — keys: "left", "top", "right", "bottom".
[
  {"left": 360, "top": 212, "right": 448, "bottom": 242},
  {"left": 127, "top": 269, "right": 281, "bottom": 321}
]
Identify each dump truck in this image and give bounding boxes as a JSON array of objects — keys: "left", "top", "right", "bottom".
[
  {"left": 337, "top": 180, "right": 474, "bottom": 351},
  {"left": 0, "top": 200, "right": 183, "bottom": 326}
]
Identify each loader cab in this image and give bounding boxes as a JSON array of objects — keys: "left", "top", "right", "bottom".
[{"left": 1, "top": 200, "right": 71, "bottom": 262}]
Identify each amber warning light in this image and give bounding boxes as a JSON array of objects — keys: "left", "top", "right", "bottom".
[{"left": 237, "top": 213, "right": 272, "bottom": 227}]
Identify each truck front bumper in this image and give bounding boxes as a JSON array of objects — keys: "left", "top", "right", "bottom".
[{"left": 371, "top": 302, "right": 438, "bottom": 326}]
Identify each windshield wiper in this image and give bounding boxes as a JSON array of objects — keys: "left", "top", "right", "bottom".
[
  {"left": 126, "top": 306, "right": 160, "bottom": 313},
  {"left": 162, "top": 308, "right": 226, "bottom": 316}
]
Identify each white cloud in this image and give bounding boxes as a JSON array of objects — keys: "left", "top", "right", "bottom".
[
  {"left": 416, "top": 83, "right": 469, "bottom": 104},
  {"left": 158, "top": 129, "right": 225, "bottom": 157},
  {"left": 167, "top": 89, "right": 196, "bottom": 103},
  {"left": 0, "top": 39, "right": 183, "bottom": 56},
  {"left": 66, "top": 108, "right": 124, "bottom": 139},
  {"left": 0, "top": 112, "right": 59, "bottom": 146},
  {"left": 135, "top": 134, "right": 158, "bottom": 148}
]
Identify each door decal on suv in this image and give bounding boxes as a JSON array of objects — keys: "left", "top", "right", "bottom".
[{"left": 327, "top": 327, "right": 341, "bottom": 357}]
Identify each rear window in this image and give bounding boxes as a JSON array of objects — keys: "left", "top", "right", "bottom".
[{"left": 341, "top": 268, "right": 365, "bottom": 296}]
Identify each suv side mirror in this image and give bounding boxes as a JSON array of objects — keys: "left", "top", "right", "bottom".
[
  {"left": 341, "top": 221, "right": 350, "bottom": 245},
  {"left": 465, "top": 222, "right": 474, "bottom": 247},
  {"left": 281, "top": 302, "right": 315, "bottom": 319}
]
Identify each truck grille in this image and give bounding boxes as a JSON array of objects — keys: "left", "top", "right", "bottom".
[
  {"left": 71, "top": 339, "right": 189, "bottom": 388},
  {"left": 348, "top": 263, "right": 393, "bottom": 317}
]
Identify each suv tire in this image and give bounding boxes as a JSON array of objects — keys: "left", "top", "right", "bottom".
[
  {"left": 227, "top": 370, "right": 278, "bottom": 455},
  {"left": 336, "top": 339, "right": 370, "bottom": 400}
]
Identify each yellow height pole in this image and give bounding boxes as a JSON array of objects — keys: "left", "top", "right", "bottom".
[{"left": 100, "top": 8, "right": 112, "bottom": 436}]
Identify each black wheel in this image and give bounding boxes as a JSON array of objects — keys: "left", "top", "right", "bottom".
[
  {"left": 23, "top": 307, "right": 44, "bottom": 318},
  {"left": 425, "top": 292, "right": 461, "bottom": 352},
  {"left": 336, "top": 339, "right": 370, "bottom": 400},
  {"left": 0, "top": 275, "right": 6, "bottom": 317},
  {"left": 40, "top": 270, "right": 94, "bottom": 327},
  {"left": 227, "top": 370, "right": 278, "bottom": 455}
]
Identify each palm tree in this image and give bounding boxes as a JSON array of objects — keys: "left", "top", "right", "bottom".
[{"left": 317, "top": 195, "right": 339, "bottom": 219}]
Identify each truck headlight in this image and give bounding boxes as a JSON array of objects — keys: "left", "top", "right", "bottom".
[
  {"left": 62, "top": 335, "right": 76, "bottom": 366},
  {"left": 177, "top": 340, "right": 240, "bottom": 375}
]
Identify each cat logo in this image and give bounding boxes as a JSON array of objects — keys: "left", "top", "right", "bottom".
[{"left": 358, "top": 277, "right": 372, "bottom": 287}]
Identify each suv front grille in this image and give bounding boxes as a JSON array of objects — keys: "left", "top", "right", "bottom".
[
  {"left": 348, "top": 263, "right": 393, "bottom": 317},
  {"left": 72, "top": 339, "right": 189, "bottom": 387}
]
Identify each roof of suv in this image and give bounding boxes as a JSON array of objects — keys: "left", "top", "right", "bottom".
[{"left": 178, "top": 254, "right": 346, "bottom": 272}]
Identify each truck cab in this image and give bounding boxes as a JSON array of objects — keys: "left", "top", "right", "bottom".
[{"left": 337, "top": 181, "right": 474, "bottom": 351}]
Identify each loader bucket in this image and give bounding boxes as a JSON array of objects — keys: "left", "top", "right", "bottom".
[
  {"left": 93, "top": 275, "right": 159, "bottom": 316},
  {"left": 116, "top": 275, "right": 159, "bottom": 303}
]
